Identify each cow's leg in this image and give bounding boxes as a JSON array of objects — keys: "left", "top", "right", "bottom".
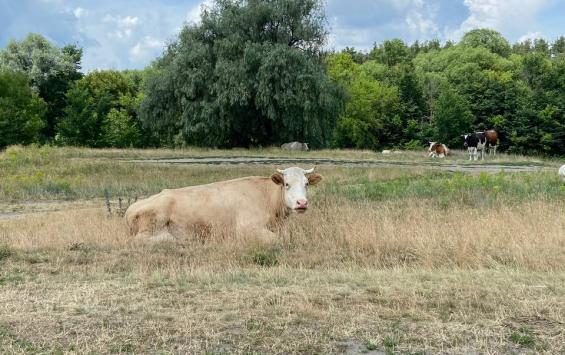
[
  {"left": 468, "top": 148, "right": 473, "bottom": 161},
  {"left": 493, "top": 145, "right": 497, "bottom": 156}
]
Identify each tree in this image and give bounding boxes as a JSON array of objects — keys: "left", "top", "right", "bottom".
[
  {"left": 56, "top": 70, "right": 144, "bottom": 147},
  {"left": 433, "top": 88, "right": 473, "bottom": 147},
  {"left": 140, "top": 0, "right": 342, "bottom": 148},
  {"left": 332, "top": 73, "right": 401, "bottom": 149},
  {"left": 0, "top": 70, "right": 47, "bottom": 147},
  {"left": 0, "top": 34, "right": 82, "bottom": 139},
  {"left": 460, "top": 29, "right": 511, "bottom": 57},
  {"left": 370, "top": 39, "right": 409, "bottom": 66}
]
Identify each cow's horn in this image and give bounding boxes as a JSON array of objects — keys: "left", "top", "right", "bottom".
[
  {"left": 304, "top": 168, "right": 315, "bottom": 174},
  {"left": 276, "top": 169, "right": 285, "bottom": 174}
]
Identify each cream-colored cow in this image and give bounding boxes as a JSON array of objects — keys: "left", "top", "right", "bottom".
[{"left": 125, "top": 167, "right": 322, "bottom": 242}]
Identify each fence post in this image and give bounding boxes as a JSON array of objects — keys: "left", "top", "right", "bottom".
[{"left": 104, "top": 189, "right": 111, "bottom": 215}]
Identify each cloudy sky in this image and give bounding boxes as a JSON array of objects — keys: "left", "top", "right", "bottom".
[{"left": 1, "top": 0, "right": 563, "bottom": 71}]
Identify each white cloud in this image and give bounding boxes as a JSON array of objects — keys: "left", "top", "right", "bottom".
[
  {"left": 103, "top": 14, "right": 139, "bottom": 39},
  {"left": 518, "top": 31, "right": 543, "bottom": 42},
  {"left": 447, "top": 0, "right": 548, "bottom": 40},
  {"left": 186, "top": 0, "right": 213, "bottom": 24},
  {"left": 73, "top": 7, "right": 85, "bottom": 19},
  {"left": 130, "top": 36, "right": 163, "bottom": 59},
  {"left": 405, "top": 0, "right": 439, "bottom": 39}
]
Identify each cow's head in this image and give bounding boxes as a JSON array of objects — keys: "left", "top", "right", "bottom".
[
  {"left": 303, "top": 143, "right": 309, "bottom": 151},
  {"left": 428, "top": 141, "right": 438, "bottom": 152},
  {"left": 462, "top": 134, "right": 470, "bottom": 148},
  {"left": 271, "top": 167, "right": 322, "bottom": 212}
]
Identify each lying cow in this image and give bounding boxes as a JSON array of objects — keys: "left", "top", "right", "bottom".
[
  {"left": 281, "top": 142, "right": 309, "bottom": 151},
  {"left": 125, "top": 167, "right": 322, "bottom": 243},
  {"left": 463, "top": 133, "right": 487, "bottom": 160},
  {"left": 428, "top": 142, "right": 449, "bottom": 158}
]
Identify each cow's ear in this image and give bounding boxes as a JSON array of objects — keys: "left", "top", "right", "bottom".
[
  {"left": 271, "top": 172, "right": 284, "bottom": 185},
  {"left": 307, "top": 173, "right": 322, "bottom": 186}
]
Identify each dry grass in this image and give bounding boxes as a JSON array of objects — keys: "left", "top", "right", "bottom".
[{"left": 0, "top": 146, "right": 564, "bottom": 353}]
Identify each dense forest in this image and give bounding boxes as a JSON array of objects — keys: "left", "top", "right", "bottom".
[{"left": 0, "top": 0, "right": 563, "bottom": 155}]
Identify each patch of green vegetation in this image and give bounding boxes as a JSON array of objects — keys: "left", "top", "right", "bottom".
[
  {"left": 326, "top": 171, "right": 563, "bottom": 207},
  {"left": 365, "top": 340, "right": 379, "bottom": 351},
  {"left": 0, "top": 245, "right": 13, "bottom": 262},
  {"left": 509, "top": 327, "right": 538, "bottom": 349},
  {"left": 242, "top": 245, "right": 280, "bottom": 267},
  {"left": 382, "top": 336, "right": 398, "bottom": 354}
]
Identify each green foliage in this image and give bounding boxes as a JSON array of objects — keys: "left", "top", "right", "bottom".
[
  {"left": 56, "top": 70, "right": 145, "bottom": 147},
  {"left": 0, "top": 70, "right": 47, "bottom": 147},
  {"left": 0, "top": 34, "right": 82, "bottom": 138},
  {"left": 140, "top": 0, "right": 342, "bottom": 148},
  {"left": 460, "top": 29, "right": 511, "bottom": 57},
  {"left": 433, "top": 88, "right": 473, "bottom": 147}
]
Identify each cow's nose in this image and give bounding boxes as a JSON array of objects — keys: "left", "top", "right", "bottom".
[{"left": 296, "top": 199, "right": 308, "bottom": 209}]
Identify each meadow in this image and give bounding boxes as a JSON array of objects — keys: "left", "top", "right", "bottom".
[{"left": 0, "top": 145, "right": 564, "bottom": 353}]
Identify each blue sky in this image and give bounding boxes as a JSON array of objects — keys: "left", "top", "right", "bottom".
[{"left": 1, "top": 0, "right": 563, "bottom": 71}]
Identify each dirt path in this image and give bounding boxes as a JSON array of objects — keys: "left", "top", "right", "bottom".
[{"left": 129, "top": 156, "right": 546, "bottom": 174}]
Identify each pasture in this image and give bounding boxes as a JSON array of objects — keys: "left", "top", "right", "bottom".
[{"left": 0, "top": 146, "right": 564, "bottom": 354}]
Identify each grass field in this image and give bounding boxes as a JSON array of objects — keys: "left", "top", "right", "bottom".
[{"left": 0, "top": 145, "right": 564, "bottom": 353}]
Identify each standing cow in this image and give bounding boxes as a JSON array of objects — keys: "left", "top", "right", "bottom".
[
  {"left": 281, "top": 142, "right": 309, "bottom": 151},
  {"left": 463, "top": 133, "right": 487, "bottom": 160},
  {"left": 428, "top": 142, "right": 449, "bottom": 158},
  {"left": 484, "top": 129, "right": 498, "bottom": 156},
  {"left": 125, "top": 167, "right": 322, "bottom": 243}
]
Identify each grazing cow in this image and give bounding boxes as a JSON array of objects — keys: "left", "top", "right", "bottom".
[
  {"left": 559, "top": 165, "right": 565, "bottom": 181},
  {"left": 484, "top": 130, "right": 499, "bottom": 156},
  {"left": 125, "top": 167, "right": 322, "bottom": 243},
  {"left": 281, "top": 142, "right": 309, "bottom": 151},
  {"left": 463, "top": 133, "right": 487, "bottom": 160},
  {"left": 428, "top": 142, "right": 449, "bottom": 158}
]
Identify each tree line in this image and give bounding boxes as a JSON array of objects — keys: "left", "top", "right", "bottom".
[{"left": 1, "top": 0, "right": 563, "bottom": 155}]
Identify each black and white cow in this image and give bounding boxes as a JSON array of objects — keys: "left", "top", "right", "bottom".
[{"left": 463, "top": 133, "right": 487, "bottom": 161}]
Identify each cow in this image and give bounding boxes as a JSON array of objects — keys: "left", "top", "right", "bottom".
[
  {"left": 428, "top": 142, "right": 449, "bottom": 158},
  {"left": 463, "top": 133, "right": 487, "bottom": 161},
  {"left": 559, "top": 165, "right": 565, "bottom": 181},
  {"left": 381, "top": 150, "right": 392, "bottom": 155},
  {"left": 281, "top": 142, "right": 309, "bottom": 151},
  {"left": 124, "top": 167, "right": 322, "bottom": 243},
  {"left": 484, "top": 130, "right": 498, "bottom": 156}
]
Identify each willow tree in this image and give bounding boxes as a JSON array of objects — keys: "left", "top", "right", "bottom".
[{"left": 140, "top": 0, "right": 342, "bottom": 148}]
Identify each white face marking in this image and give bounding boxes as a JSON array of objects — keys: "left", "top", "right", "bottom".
[
  {"left": 279, "top": 167, "right": 311, "bottom": 211},
  {"left": 428, "top": 142, "right": 436, "bottom": 152}
]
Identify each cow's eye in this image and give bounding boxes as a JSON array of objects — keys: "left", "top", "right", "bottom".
[
  {"left": 305, "top": 182, "right": 309, "bottom": 187},
  {"left": 285, "top": 183, "right": 290, "bottom": 188}
]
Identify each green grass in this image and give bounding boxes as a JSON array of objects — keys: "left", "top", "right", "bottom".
[{"left": 324, "top": 170, "right": 564, "bottom": 207}]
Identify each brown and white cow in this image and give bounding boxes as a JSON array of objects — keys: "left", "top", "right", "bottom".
[
  {"left": 428, "top": 142, "right": 449, "bottom": 158},
  {"left": 124, "top": 167, "right": 322, "bottom": 243},
  {"left": 484, "top": 129, "right": 498, "bottom": 156}
]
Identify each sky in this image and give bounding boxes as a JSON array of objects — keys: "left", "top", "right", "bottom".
[{"left": 1, "top": 0, "right": 563, "bottom": 72}]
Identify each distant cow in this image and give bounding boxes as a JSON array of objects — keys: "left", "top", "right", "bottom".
[
  {"left": 484, "top": 130, "right": 498, "bottom": 156},
  {"left": 428, "top": 142, "right": 449, "bottom": 158},
  {"left": 125, "top": 167, "right": 322, "bottom": 243},
  {"left": 281, "top": 142, "right": 309, "bottom": 151},
  {"left": 381, "top": 150, "right": 392, "bottom": 155},
  {"left": 559, "top": 165, "right": 565, "bottom": 181},
  {"left": 463, "top": 132, "right": 487, "bottom": 160}
]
